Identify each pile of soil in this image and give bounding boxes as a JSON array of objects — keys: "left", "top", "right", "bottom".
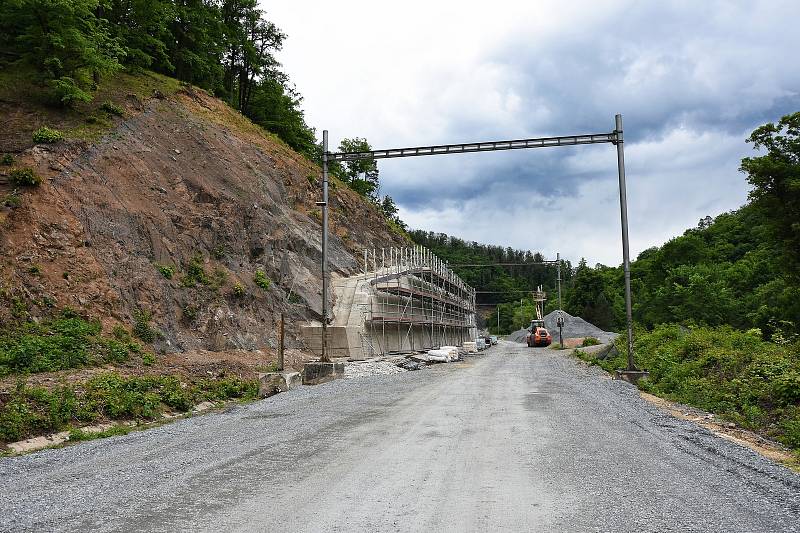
[{"left": 507, "top": 310, "right": 617, "bottom": 344}]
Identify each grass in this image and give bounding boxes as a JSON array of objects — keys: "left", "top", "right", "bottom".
[
  {"left": 0, "top": 373, "right": 258, "bottom": 443},
  {"left": 0, "top": 65, "right": 181, "bottom": 145},
  {"left": 0, "top": 310, "right": 147, "bottom": 376},
  {"left": 576, "top": 324, "right": 800, "bottom": 453}
]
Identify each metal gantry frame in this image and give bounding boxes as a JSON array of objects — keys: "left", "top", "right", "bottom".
[{"left": 319, "top": 114, "right": 636, "bottom": 371}]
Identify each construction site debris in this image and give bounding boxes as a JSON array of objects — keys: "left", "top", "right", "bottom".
[{"left": 344, "top": 360, "right": 407, "bottom": 379}]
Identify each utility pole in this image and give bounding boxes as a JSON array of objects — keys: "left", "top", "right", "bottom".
[
  {"left": 320, "top": 130, "right": 330, "bottom": 363},
  {"left": 278, "top": 313, "right": 285, "bottom": 371},
  {"left": 557, "top": 252, "right": 563, "bottom": 348},
  {"left": 496, "top": 306, "right": 500, "bottom": 333},
  {"left": 614, "top": 114, "right": 635, "bottom": 371}
]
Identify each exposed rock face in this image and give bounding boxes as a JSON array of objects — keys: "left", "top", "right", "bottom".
[{"left": 0, "top": 89, "right": 407, "bottom": 353}]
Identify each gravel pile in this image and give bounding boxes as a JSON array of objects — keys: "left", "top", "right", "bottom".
[
  {"left": 507, "top": 310, "right": 617, "bottom": 343},
  {"left": 344, "top": 360, "right": 407, "bottom": 379}
]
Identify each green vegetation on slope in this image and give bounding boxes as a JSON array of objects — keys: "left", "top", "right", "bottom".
[
  {"left": 0, "top": 0, "right": 317, "bottom": 157},
  {"left": 0, "top": 310, "right": 147, "bottom": 376},
  {"left": 577, "top": 326, "right": 800, "bottom": 451},
  {"left": 0, "top": 373, "right": 258, "bottom": 443}
]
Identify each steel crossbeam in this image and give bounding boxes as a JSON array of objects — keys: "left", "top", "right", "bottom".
[{"left": 328, "top": 132, "right": 618, "bottom": 161}]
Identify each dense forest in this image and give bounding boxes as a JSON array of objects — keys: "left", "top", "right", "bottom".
[{"left": 0, "top": 0, "right": 319, "bottom": 156}]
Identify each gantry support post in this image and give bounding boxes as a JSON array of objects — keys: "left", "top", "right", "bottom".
[
  {"left": 320, "top": 130, "right": 330, "bottom": 363},
  {"left": 614, "top": 114, "right": 635, "bottom": 371}
]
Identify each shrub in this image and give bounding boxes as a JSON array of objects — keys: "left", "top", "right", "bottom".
[
  {"left": 581, "top": 337, "right": 600, "bottom": 347},
  {"left": 1, "top": 154, "right": 14, "bottom": 165},
  {"left": 0, "top": 373, "right": 259, "bottom": 442},
  {"left": 32, "top": 126, "right": 65, "bottom": 144},
  {"left": 182, "top": 304, "right": 198, "bottom": 322},
  {"left": 210, "top": 269, "right": 228, "bottom": 290},
  {"left": 48, "top": 77, "right": 92, "bottom": 107},
  {"left": 211, "top": 246, "right": 225, "bottom": 259},
  {"left": 288, "top": 291, "right": 302, "bottom": 304},
  {"left": 111, "top": 324, "right": 131, "bottom": 342},
  {"left": 232, "top": 282, "right": 245, "bottom": 298},
  {"left": 254, "top": 270, "right": 271, "bottom": 290},
  {"left": 1, "top": 191, "right": 21, "bottom": 208},
  {"left": 155, "top": 263, "right": 174, "bottom": 279},
  {"left": 181, "top": 254, "right": 210, "bottom": 287},
  {"left": 141, "top": 352, "right": 156, "bottom": 366},
  {"left": 100, "top": 100, "right": 124, "bottom": 116},
  {"left": 132, "top": 309, "right": 161, "bottom": 343},
  {"left": 8, "top": 168, "right": 42, "bottom": 187}
]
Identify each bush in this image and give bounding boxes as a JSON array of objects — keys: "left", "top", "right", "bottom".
[
  {"left": 288, "top": 291, "right": 302, "bottom": 304},
  {"left": 2, "top": 191, "right": 21, "bottom": 208},
  {"left": 155, "top": 263, "right": 174, "bottom": 279},
  {"left": 581, "top": 337, "right": 600, "bottom": 347},
  {"left": 8, "top": 168, "right": 42, "bottom": 187},
  {"left": 254, "top": 270, "right": 271, "bottom": 290},
  {"left": 100, "top": 100, "right": 124, "bottom": 116},
  {"left": 232, "top": 282, "right": 245, "bottom": 297},
  {"left": 1, "top": 154, "right": 14, "bottom": 165},
  {"left": 48, "top": 77, "right": 92, "bottom": 107},
  {"left": 132, "top": 309, "right": 161, "bottom": 343},
  {"left": 181, "top": 254, "right": 210, "bottom": 287},
  {"left": 32, "top": 126, "right": 65, "bottom": 144}
]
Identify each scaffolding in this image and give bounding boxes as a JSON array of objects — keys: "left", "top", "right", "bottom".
[{"left": 364, "top": 245, "right": 476, "bottom": 355}]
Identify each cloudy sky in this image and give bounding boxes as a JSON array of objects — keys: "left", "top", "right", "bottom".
[{"left": 264, "top": 0, "right": 800, "bottom": 266}]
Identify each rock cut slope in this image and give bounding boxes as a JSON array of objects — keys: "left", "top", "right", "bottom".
[{"left": 0, "top": 76, "right": 407, "bottom": 359}]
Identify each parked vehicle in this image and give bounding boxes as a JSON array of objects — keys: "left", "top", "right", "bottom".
[
  {"left": 476, "top": 336, "right": 486, "bottom": 350},
  {"left": 526, "top": 327, "right": 552, "bottom": 347},
  {"left": 489, "top": 335, "right": 498, "bottom": 345}
]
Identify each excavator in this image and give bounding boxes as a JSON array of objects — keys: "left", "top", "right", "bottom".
[{"left": 526, "top": 286, "right": 552, "bottom": 347}]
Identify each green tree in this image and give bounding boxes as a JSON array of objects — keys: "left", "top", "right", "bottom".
[
  {"left": 2, "top": 0, "right": 125, "bottom": 105},
  {"left": 741, "top": 112, "right": 800, "bottom": 275},
  {"left": 333, "top": 137, "right": 380, "bottom": 200}
]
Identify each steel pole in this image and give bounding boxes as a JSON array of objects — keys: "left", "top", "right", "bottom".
[
  {"left": 557, "top": 252, "right": 563, "bottom": 348},
  {"left": 321, "top": 130, "right": 330, "bottom": 363},
  {"left": 614, "top": 114, "right": 635, "bottom": 371}
]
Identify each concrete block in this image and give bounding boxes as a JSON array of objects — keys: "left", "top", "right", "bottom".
[
  {"left": 302, "top": 361, "right": 345, "bottom": 385},
  {"left": 283, "top": 371, "right": 302, "bottom": 389},
  {"left": 615, "top": 369, "right": 650, "bottom": 385},
  {"left": 258, "top": 372, "right": 289, "bottom": 398}
]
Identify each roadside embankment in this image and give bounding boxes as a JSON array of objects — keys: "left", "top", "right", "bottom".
[{"left": 574, "top": 324, "right": 800, "bottom": 456}]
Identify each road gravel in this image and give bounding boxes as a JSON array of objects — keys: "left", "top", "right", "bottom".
[{"left": 2, "top": 341, "right": 799, "bottom": 532}]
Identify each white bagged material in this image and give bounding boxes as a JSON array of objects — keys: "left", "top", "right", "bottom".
[{"left": 426, "top": 349, "right": 450, "bottom": 362}]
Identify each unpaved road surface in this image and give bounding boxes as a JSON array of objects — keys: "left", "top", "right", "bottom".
[{"left": 2, "top": 341, "right": 799, "bottom": 532}]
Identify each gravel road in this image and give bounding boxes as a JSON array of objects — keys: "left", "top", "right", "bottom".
[{"left": 2, "top": 341, "right": 799, "bottom": 532}]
